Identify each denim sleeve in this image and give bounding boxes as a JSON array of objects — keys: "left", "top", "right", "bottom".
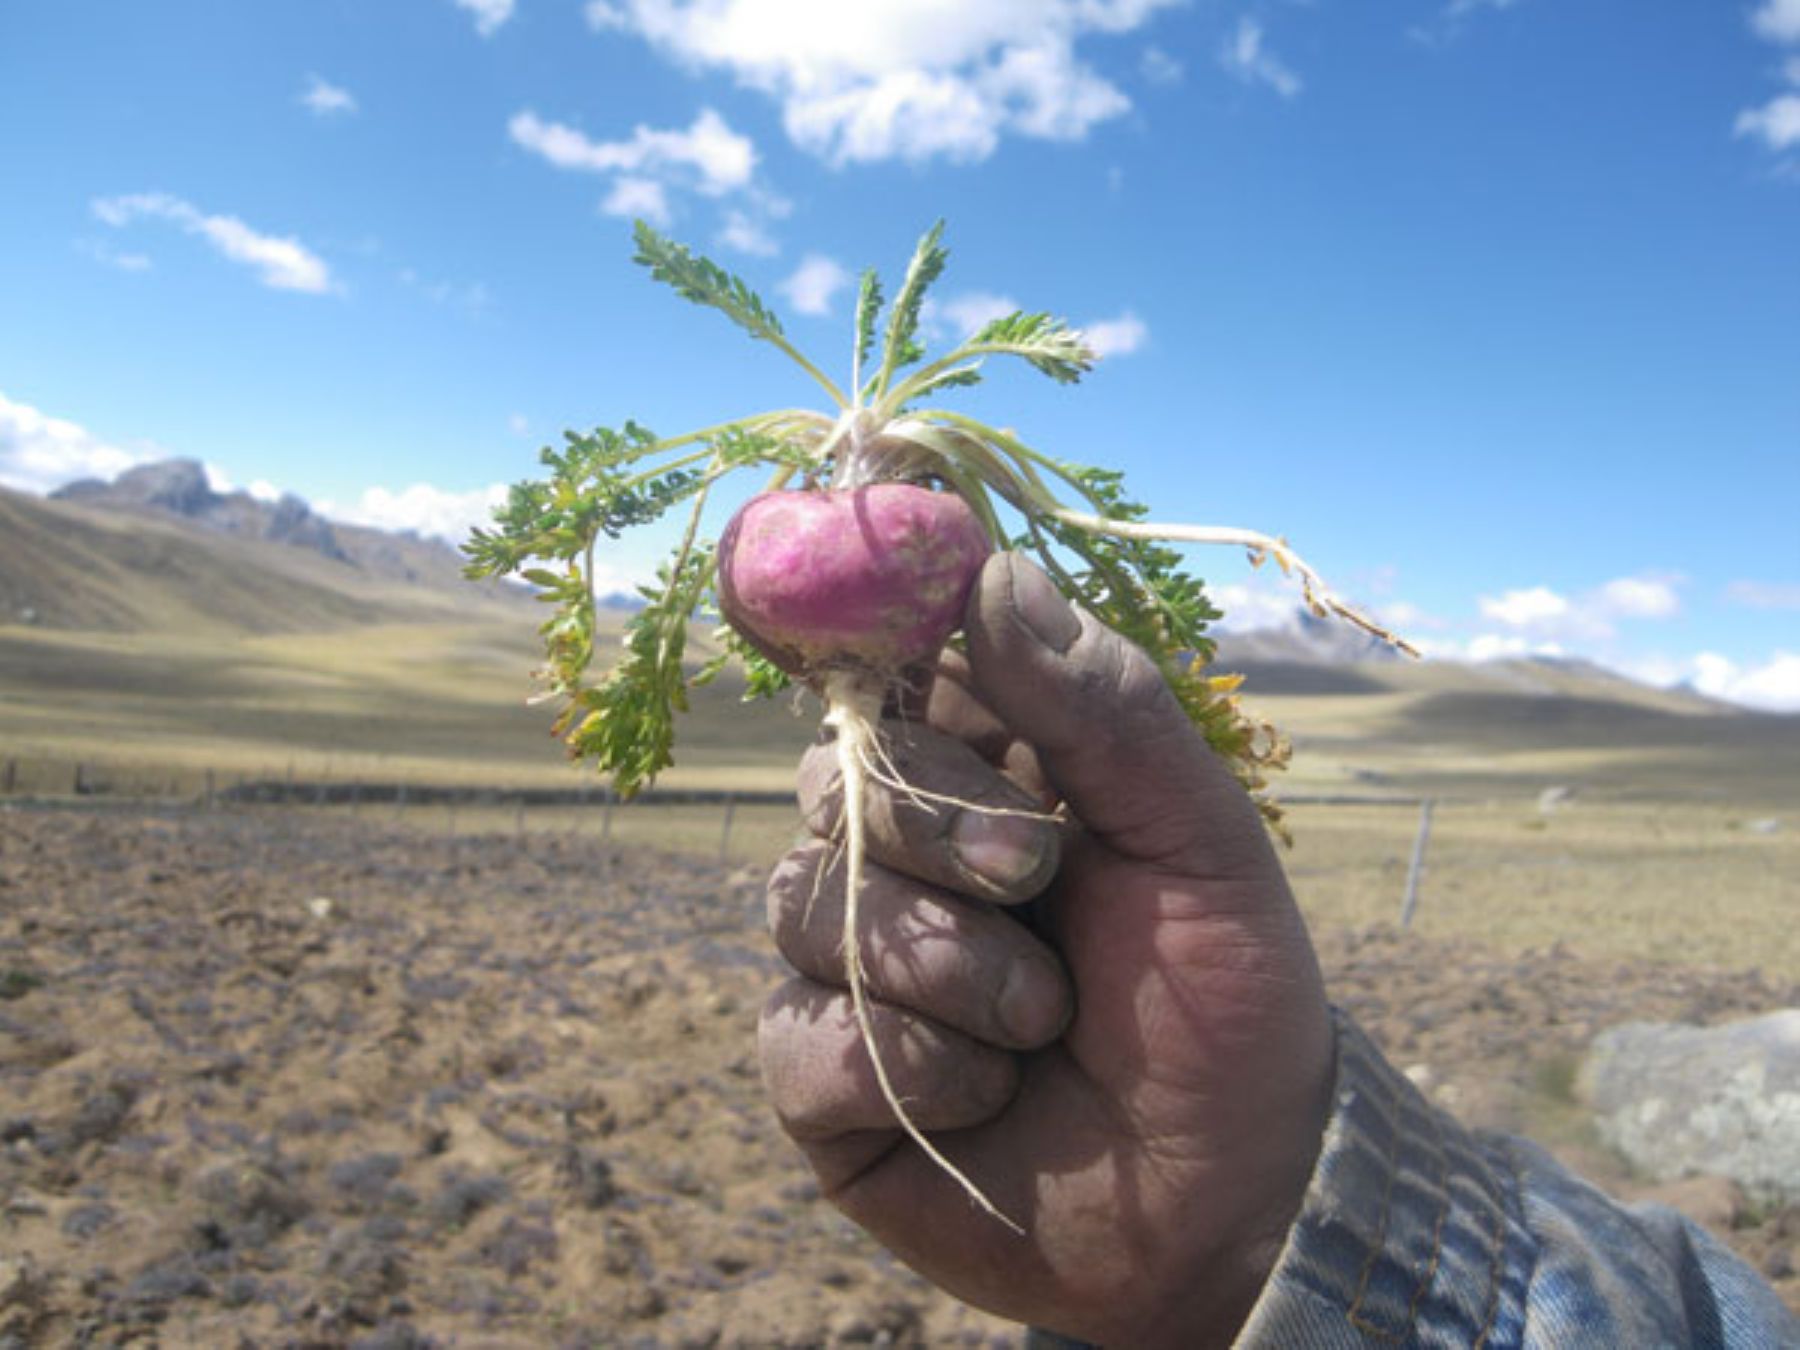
[{"left": 1232, "top": 1009, "right": 1800, "bottom": 1348}]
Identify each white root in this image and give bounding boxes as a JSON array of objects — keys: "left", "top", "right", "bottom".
[
  {"left": 822, "top": 669, "right": 1023, "bottom": 1234},
  {"left": 1050, "top": 509, "right": 1420, "bottom": 657}
]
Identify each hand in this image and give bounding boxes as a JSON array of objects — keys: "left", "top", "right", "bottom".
[{"left": 758, "top": 554, "right": 1336, "bottom": 1348}]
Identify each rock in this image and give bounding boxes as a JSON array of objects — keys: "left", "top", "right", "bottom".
[
  {"left": 1581, "top": 1009, "right": 1800, "bottom": 1206},
  {"left": 1537, "top": 785, "right": 1577, "bottom": 815}
]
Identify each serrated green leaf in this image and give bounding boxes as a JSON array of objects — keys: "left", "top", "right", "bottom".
[
  {"left": 632, "top": 219, "right": 785, "bottom": 345},
  {"left": 874, "top": 221, "right": 947, "bottom": 394}
]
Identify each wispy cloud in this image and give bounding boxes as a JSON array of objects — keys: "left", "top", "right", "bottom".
[
  {"left": 452, "top": 0, "right": 515, "bottom": 38},
  {"left": 1738, "top": 0, "right": 1800, "bottom": 156},
  {"left": 1140, "top": 45, "right": 1183, "bottom": 86},
  {"left": 582, "top": 0, "right": 1173, "bottom": 166},
  {"left": 78, "top": 238, "right": 152, "bottom": 273},
  {"left": 0, "top": 392, "right": 152, "bottom": 496},
  {"left": 1083, "top": 311, "right": 1148, "bottom": 358},
  {"left": 1220, "top": 17, "right": 1301, "bottom": 100},
  {"left": 1477, "top": 575, "right": 1683, "bottom": 641},
  {"left": 92, "top": 192, "right": 336, "bottom": 294},
  {"left": 778, "top": 254, "right": 851, "bottom": 317},
  {"left": 509, "top": 107, "right": 764, "bottom": 232},
  {"left": 1725, "top": 579, "right": 1800, "bottom": 610},
  {"left": 1752, "top": 0, "right": 1800, "bottom": 43},
  {"left": 397, "top": 268, "right": 491, "bottom": 315},
  {"left": 934, "top": 290, "right": 1020, "bottom": 339},
  {"left": 602, "top": 176, "right": 671, "bottom": 225},
  {"left": 300, "top": 74, "right": 357, "bottom": 117},
  {"left": 319, "top": 480, "right": 510, "bottom": 545},
  {"left": 717, "top": 209, "right": 778, "bottom": 256}
]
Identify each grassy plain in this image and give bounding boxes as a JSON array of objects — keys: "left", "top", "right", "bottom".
[{"left": 3, "top": 609, "right": 1794, "bottom": 972}]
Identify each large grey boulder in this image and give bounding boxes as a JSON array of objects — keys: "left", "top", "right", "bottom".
[{"left": 1581, "top": 1009, "right": 1800, "bottom": 1207}]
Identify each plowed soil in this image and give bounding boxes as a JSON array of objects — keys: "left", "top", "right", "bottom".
[{"left": 1, "top": 806, "right": 1794, "bottom": 1346}]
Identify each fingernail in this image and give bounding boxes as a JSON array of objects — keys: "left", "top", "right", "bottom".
[
  {"left": 950, "top": 809, "right": 1050, "bottom": 892},
  {"left": 1008, "top": 557, "right": 1081, "bottom": 653},
  {"left": 997, "top": 954, "right": 1065, "bottom": 1045}
]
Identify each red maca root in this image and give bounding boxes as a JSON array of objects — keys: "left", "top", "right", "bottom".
[{"left": 717, "top": 484, "right": 991, "bottom": 679}]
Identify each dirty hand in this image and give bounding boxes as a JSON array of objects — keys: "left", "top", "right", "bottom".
[{"left": 758, "top": 554, "right": 1336, "bottom": 1348}]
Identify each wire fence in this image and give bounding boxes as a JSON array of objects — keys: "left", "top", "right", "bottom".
[{"left": 1, "top": 753, "right": 1446, "bottom": 913}]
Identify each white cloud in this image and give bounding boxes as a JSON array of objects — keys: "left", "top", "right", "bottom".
[
  {"left": 1752, "top": 0, "right": 1800, "bottom": 44},
  {"left": 1480, "top": 585, "right": 1570, "bottom": 629},
  {"left": 1083, "top": 311, "right": 1148, "bottom": 358},
  {"left": 1140, "top": 45, "right": 1183, "bottom": 85},
  {"left": 322, "top": 481, "right": 511, "bottom": 545},
  {"left": 1726, "top": 579, "right": 1800, "bottom": 610},
  {"left": 582, "top": 0, "right": 1173, "bottom": 166},
  {"left": 718, "top": 208, "right": 779, "bottom": 255},
  {"left": 778, "top": 254, "right": 851, "bottom": 316},
  {"left": 1596, "top": 576, "right": 1681, "bottom": 619},
  {"left": 1220, "top": 17, "right": 1301, "bottom": 100},
  {"left": 602, "top": 176, "right": 672, "bottom": 224},
  {"left": 78, "top": 238, "right": 152, "bottom": 272},
  {"left": 1478, "top": 575, "right": 1682, "bottom": 640},
  {"left": 509, "top": 107, "right": 755, "bottom": 196},
  {"left": 453, "top": 0, "right": 515, "bottom": 37},
  {"left": 301, "top": 75, "right": 357, "bottom": 117},
  {"left": 1739, "top": 0, "right": 1800, "bottom": 155},
  {"left": 1212, "top": 579, "right": 1306, "bottom": 633},
  {"left": 1446, "top": 0, "right": 1520, "bottom": 18},
  {"left": 1688, "top": 651, "right": 1800, "bottom": 713},
  {"left": 397, "top": 268, "right": 491, "bottom": 314},
  {"left": 0, "top": 392, "right": 152, "bottom": 495},
  {"left": 1736, "top": 94, "right": 1800, "bottom": 151},
  {"left": 936, "top": 290, "right": 1020, "bottom": 338},
  {"left": 92, "top": 192, "right": 335, "bottom": 294}
]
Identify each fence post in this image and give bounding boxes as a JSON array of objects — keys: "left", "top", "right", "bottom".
[
  {"left": 719, "top": 794, "right": 737, "bottom": 862},
  {"left": 1399, "top": 799, "right": 1435, "bottom": 928},
  {"left": 2, "top": 760, "right": 14, "bottom": 795}
]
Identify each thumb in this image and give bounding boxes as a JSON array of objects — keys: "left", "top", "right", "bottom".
[{"left": 963, "top": 553, "right": 1278, "bottom": 883}]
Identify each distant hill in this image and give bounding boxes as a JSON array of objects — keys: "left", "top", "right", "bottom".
[{"left": 1, "top": 462, "right": 530, "bottom": 636}]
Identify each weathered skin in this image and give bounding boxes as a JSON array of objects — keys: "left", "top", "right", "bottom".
[{"left": 717, "top": 485, "right": 991, "bottom": 678}]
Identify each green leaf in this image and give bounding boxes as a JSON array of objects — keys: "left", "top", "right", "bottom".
[
  {"left": 854, "top": 266, "right": 883, "bottom": 377},
  {"left": 964, "top": 311, "right": 1094, "bottom": 385},
  {"left": 874, "top": 220, "right": 947, "bottom": 393},
  {"left": 632, "top": 219, "right": 786, "bottom": 346}
]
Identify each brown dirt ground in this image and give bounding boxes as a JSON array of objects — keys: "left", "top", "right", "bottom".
[{"left": 1, "top": 805, "right": 1795, "bottom": 1347}]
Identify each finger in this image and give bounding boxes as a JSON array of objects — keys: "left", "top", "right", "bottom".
[
  {"left": 963, "top": 553, "right": 1280, "bottom": 884},
  {"left": 767, "top": 840, "right": 1072, "bottom": 1050},
  {"left": 797, "top": 720, "right": 1060, "bottom": 903},
  {"left": 758, "top": 978, "right": 1020, "bottom": 1141},
  {"left": 924, "top": 652, "right": 1051, "bottom": 801}
]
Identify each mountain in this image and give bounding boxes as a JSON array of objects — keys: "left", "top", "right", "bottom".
[
  {"left": 50, "top": 459, "right": 482, "bottom": 593},
  {"left": 2, "top": 462, "right": 529, "bottom": 636}
]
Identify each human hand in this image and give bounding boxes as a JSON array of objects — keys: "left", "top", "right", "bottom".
[{"left": 758, "top": 554, "right": 1336, "bottom": 1348}]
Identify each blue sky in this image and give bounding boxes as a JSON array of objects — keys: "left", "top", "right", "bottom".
[{"left": 2, "top": 0, "right": 1797, "bottom": 708}]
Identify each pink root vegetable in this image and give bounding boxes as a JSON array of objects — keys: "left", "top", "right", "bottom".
[
  {"left": 718, "top": 483, "right": 1014, "bottom": 1225},
  {"left": 717, "top": 484, "right": 992, "bottom": 677}
]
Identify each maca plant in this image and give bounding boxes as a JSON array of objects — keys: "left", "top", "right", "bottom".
[{"left": 465, "top": 221, "right": 1411, "bottom": 1226}]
